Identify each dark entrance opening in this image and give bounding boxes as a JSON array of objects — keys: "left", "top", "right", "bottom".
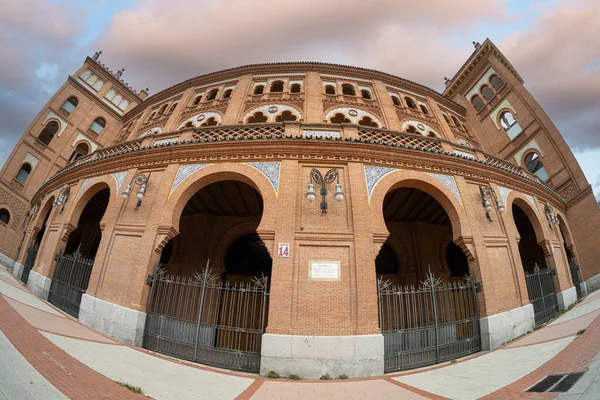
[
  {"left": 144, "top": 180, "right": 271, "bottom": 373},
  {"left": 376, "top": 187, "right": 480, "bottom": 372},
  {"left": 21, "top": 205, "right": 53, "bottom": 284}
]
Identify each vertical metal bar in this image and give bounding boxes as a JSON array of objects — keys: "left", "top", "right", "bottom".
[
  {"left": 431, "top": 276, "right": 440, "bottom": 364},
  {"left": 194, "top": 261, "right": 210, "bottom": 360}
]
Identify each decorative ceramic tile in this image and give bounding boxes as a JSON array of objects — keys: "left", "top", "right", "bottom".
[
  {"left": 24, "top": 153, "right": 39, "bottom": 168},
  {"left": 111, "top": 172, "right": 128, "bottom": 193},
  {"left": 178, "top": 112, "right": 223, "bottom": 129},
  {"left": 401, "top": 120, "right": 440, "bottom": 137},
  {"left": 513, "top": 139, "right": 543, "bottom": 166},
  {"left": 456, "top": 139, "right": 474, "bottom": 148},
  {"left": 302, "top": 130, "right": 341, "bottom": 138},
  {"left": 247, "top": 162, "right": 280, "bottom": 194},
  {"left": 324, "top": 107, "right": 382, "bottom": 127},
  {"left": 466, "top": 67, "right": 496, "bottom": 99},
  {"left": 453, "top": 150, "right": 476, "bottom": 160},
  {"left": 364, "top": 165, "right": 396, "bottom": 198},
  {"left": 524, "top": 194, "right": 538, "bottom": 212},
  {"left": 498, "top": 186, "right": 512, "bottom": 205},
  {"left": 153, "top": 138, "right": 179, "bottom": 146},
  {"left": 141, "top": 127, "right": 162, "bottom": 137},
  {"left": 428, "top": 173, "right": 463, "bottom": 205},
  {"left": 77, "top": 178, "right": 95, "bottom": 196},
  {"left": 170, "top": 164, "right": 209, "bottom": 194},
  {"left": 243, "top": 105, "right": 301, "bottom": 123}
]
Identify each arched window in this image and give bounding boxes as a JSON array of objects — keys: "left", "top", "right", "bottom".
[
  {"left": 61, "top": 97, "right": 78, "bottom": 113},
  {"left": 341, "top": 84, "right": 355, "bottom": 96},
  {"left": 406, "top": 125, "right": 417, "bottom": 134},
  {"left": 420, "top": 104, "right": 429, "bottom": 114},
  {"left": 358, "top": 116, "right": 378, "bottom": 127},
  {"left": 427, "top": 131, "right": 437, "bottom": 138},
  {"left": 490, "top": 74, "right": 505, "bottom": 91},
  {"left": 290, "top": 84, "right": 301, "bottom": 93},
  {"left": 0, "top": 208, "right": 9, "bottom": 225},
  {"left": 200, "top": 117, "right": 218, "bottom": 127},
  {"left": 451, "top": 115, "right": 460, "bottom": 126},
  {"left": 15, "top": 163, "right": 31, "bottom": 184},
  {"left": 159, "top": 104, "right": 168, "bottom": 115},
  {"left": 254, "top": 85, "right": 264, "bottom": 95},
  {"left": 361, "top": 89, "right": 371, "bottom": 100},
  {"left": 270, "top": 81, "right": 284, "bottom": 93},
  {"left": 275, "top": 111, "right": 297, "bottom": 122},
  {"left": 499, "top": 111, "right": 517, "bottom": 130},
  {"left": 442, "top": 114, "right": 450, "bottom": 124},
  {"left": 524, "top": 152, "right": 549, "bottom": 181},
  {"left": 330, "top": 113, "right": 351, "bottom": 124},
  {"left": 481, "top": 85, "right": 494, "bottom": 101},
  {"left": 89, "top": 117, "right": 106, "bottom": 134},
  {"left": 193, "top": 95, "right": 202, "bottom": 105},
  {"left": 206, "top": 89, "right": 218, "bottom": 100},
  {"left": 471, "top": 95, "right": 484, "bottom": 111},
  {"left": 69, "top": 142, "right": 90, "bottom": 162},
  {"left": 38, "top": 121, "right": 59, "bottom": 145},
  {"left": 247, "top": 112, "right": 268, "bottom": 123},
  {"left": 391, "top": 95, "right": 400, "bottom": 106},
  {"left": 325, "top": 85, "right": 336, "bottom": 95},
  {"left": 168, "top": 103, "right": 178, "bottom": 113},
  {"left": 149, "top": 111, "right": 157, "bottom": 120},
  {"left": 222, "top": 89, "right": 232, "bottom": 99},
  {"left": 405, "top": 97, "right": 416, "bottom": 109},
  {"left": 182, "top": 121, "right": 194, "bottom": 129}
]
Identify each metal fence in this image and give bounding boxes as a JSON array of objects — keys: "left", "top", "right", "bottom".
[
  {"left": 48, "top": 249, "right": 94, "bottom": 318},
  {"left": 524, "top": 265, "right": 558, "bottom": 325},
  {"left": 377, "top": 272, "right": 481, "bottom": 372},
  {"left": 143, "top": 268, "right": 269, "bottom": 373},
  {"left": 20, "top": 244, "right": 39, "bottom": 285}
]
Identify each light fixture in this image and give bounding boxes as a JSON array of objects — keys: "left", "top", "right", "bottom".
[
  {"left": 306, "top": 168, "right": 343, "bottom": 214},
  {"left": 122, "top": 173, "right": 150, "bottom": 208},
  {"left": 544, "top": 204, "right": 560, "bottom": 229},
  {"left": 479, "top": 185, "right": 504, "bottom": 222},
  {"left": 53, "top": 186, "right": 71, "bottom": 213}
]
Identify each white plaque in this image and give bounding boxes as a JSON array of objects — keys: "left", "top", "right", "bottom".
[
  {"left": 309, "top": 260, "right": 341, "bottom": 281},
  {"left": 302, "top": 130, "right": 341, "bottom": 139}
]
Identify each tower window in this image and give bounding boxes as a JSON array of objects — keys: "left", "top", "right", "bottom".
[
  {"left": 254, "top": 85, "right": 264, "bottom": 95},
  {"left": 247, "top": 112, "right": 268, "bottom": 123},
  {"left": 90, "top": 117, "right": 106, "bottom": 134},
  {"left": 222, "top": 89, "right": 232, "bottom": 99},
  {"left": 361, "top": 89, "right": 371, "bottom": 100},
  {"left": 499, "top": 111, "right": 517, "bottom": 130},
  {"left": 159, "top": 104, "right": 168, "bottom": 115},
  {"left": 270, "top": 81, "right": 284, "bottom": 93},
  {"left": 391, "top": 95, "right": 400, "bottom": 106},
  {"left": 61, "top": 97, "right": 79, "bottom": 114},
  {"left": 451, "top": 115, "right": 460, "bottom": 126},
  {"left": 193, "top": 95, "right": 202, "bottom": 105},
  {"left": 490, "top": 75, "right": 505, "bottom": 91},
  {"left": 0, "top": 208, "right": 9, "bottom": 225},
  {"left": 15, "top": 163, "right": 32, "bottom": 184},
  {"left": 329, "top": 113, "right": 351, "bottom": 124},
  {"left": 406, "top": 125, "right": 417, "bottom": 134},
  {"left": 342, "top": 84, "right": 355, "bottom": 96},
  {"left": 442, "top": 114, "right": 450, "bottom": 124},
  {"left": 405, "top": 97, "right": 416, "bottom": 109},
  {"left": 275, "top": 111, "right": 298, "bottom": 122},
  {"left": 168, "top": 102, "right": 178, "bottom": 113},
  {"left": 524, "top": 152, "right": 549, "bottom": 181},
  {"left": 481, "top": 85, "right": 494, "bottom": 101},
  {"left": 325, "top": 85, "right": 336, "bottom": 95},
  {"left": 420, "top": 104, "right": 429, "bottom": 114},
  {"left": 471, "top": 95, "right": 484, "bottom": 112},
  {"left": 206, "top": 89, "right": 218, "bottom": 100},
  {"left": 358, "top": 116, "right": 378, "bottom": 127},
  {"left": 290, "top": 84, "right": 301, "bottom": 94},
  {"left": 69, "top": 142, "right": 90, "bottom": 162},
  {"left": 38, "top": 121, "right": 59, "bottom": 145}
]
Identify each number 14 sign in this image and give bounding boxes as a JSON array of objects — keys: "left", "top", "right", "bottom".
[{"left": 278, "top": 243, "right": 290, "bottom": 258}]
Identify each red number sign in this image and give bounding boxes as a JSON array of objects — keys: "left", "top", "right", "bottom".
[{"left": 278, "top": 243, "right": 290, "bottom": 258}]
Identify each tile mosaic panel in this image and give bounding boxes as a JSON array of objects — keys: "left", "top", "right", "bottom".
[
  {"left": 77, "top": 178, "right": 95, "bottom": 197},
  {"left": 427, "top": 173, "right": 463, "bottom": 205},
  {"left": 170, "top": 164, "right": 209, "bottom": 194},
  {"left": 247, "top": 162, "right": 280, "bottom": 194},
  {"left": 498, "top": 186, "right": 512, "bottom": 206},
  {"left": 364, "top": 165, "right": 396, "bottom": 198},
  {"left": 111, "top": 172, "right": 128, "bottom": 193}
]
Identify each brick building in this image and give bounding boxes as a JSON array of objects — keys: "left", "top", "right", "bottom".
[{"left": 1, "top": 39, "right": 599, "bottom": 378}]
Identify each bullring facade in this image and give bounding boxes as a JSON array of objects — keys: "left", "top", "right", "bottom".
[{"left": 1, "top": 39, "right": 599, "bottom": 378}]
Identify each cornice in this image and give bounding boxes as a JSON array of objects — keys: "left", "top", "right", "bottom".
[
  {"left": 85, "top": 57, "right": 141, "bottom": 100},
  {"left": 123, "top": 62, "right": 466, "bottom": 118},
  {"left": 68, "top": 76, "right": 126, "bottom": 121}
]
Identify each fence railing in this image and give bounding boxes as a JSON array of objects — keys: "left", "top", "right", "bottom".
[
  {"left": 377, "top": 271, "right": 481, "bottom": 372},
  {"left": 47, "top": 249, "right": 94, "bottom": 318},
  {"left": 524, "top": 265, "right": 558, "bottom": 325},
  {"left": 143, "top": 267, "right": 269, "bottom": 373}
]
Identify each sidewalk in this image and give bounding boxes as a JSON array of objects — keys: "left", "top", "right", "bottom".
[{"left": 1, "top": 264, "right": 599, "bottom": 399}]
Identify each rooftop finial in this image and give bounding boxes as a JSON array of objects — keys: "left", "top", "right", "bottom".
[
  {"left": 92, "top": 50, "right": 103, "bottom": 61},
  {"left": 472, "top": 41, "right": 481, "bottom": 50},
  {"left": 139, "top": 88, "right": 150, "bottom": 100},
  {"left": 115, "top": 68, "right": 125, "bottom": 79},
  {"left": 444, "top": 76, "right": 451, "bottom": 86}
]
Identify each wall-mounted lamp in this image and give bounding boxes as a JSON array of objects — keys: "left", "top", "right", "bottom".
[
  {"left": 305, "top": 168, "right": 344, "bottom": 214},
  {"left": 52, "top": 186, "right": 71, "bottom": 213},
  {"left": 544, "top": 204, "right": 560, "bottom": 229},
  {"left": 122, "top": 173, "right": 150, "bottom": 208},
  {"left": 479, "top": 185, "right": 504, "bottom": 222}
]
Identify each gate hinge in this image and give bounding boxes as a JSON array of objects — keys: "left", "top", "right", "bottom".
[{"left": 146, "top": 274, "right": 154, "bottom": 286}]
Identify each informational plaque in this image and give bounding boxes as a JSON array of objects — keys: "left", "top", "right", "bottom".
[
  {"left": 308, "top": 260, "right": 341, "bottom": 281},
  {"left": 277, "top": 243, "right": 290, "bottom": 258}
]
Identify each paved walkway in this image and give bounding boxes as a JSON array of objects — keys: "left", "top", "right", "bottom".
[{"left": 1, "top": 263, "right": 600, "bottom": 399}]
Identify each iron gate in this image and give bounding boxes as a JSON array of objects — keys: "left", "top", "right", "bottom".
[
  {"left": 47, "top": 249, "right": 94, "bottom": 318},
  {"left": 569, "top": 264, "right": 582, "bottom": 300},
  {"left": 524, "top": 265, "right": 558, "bottom": 325},
  {"left": 143, "top": 268, "right": 269, "bottom": 373},
  {"left": 20, "top": 244, "right": 39, "bottom": 285},
  {"left": 377, "top": 272, "right": 481, "bottom": 372}
]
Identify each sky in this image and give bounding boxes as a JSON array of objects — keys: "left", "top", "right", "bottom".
[{"left": 1, "top": 0, "right": 598, "bottom": 201}]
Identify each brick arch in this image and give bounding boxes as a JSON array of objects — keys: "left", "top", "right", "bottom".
[
  {"left": 66, "top": 177, "right": 117, "bottom": 229},
  {"left": 505, "top": 191, "right": 547, "bottom": 244},
  {"left": 323, "top": 106, "right": 383, "bottom": 127},
  {"left": 370, "top": 170, "right": 471, "bottom": 244},
  {"left": 162, "top": 163, "right": 277, "bottom": 249},
  {"left": 31, "top": 195, "right": 55, "bottom": 233}
]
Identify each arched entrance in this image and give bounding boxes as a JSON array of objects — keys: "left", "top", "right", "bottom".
[
  {"left": 21, "top": 200, "right": 53, "bottom": 284},
  {"left": 48, "top": 188, "right": 109, "bottom": 317},
  {"left": 143, "top": 180, "right": 271, "bottom": 373},
  {"left": 376, "top": 187, "right": 480, "bottom": 372},
  {"left": 557, "top": 215, "right": 582, "bottom": 299},
  {"left": 512, "top": 202, "right": 558, "bottom": 324}
]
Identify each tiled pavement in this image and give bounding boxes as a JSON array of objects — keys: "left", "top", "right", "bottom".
[{"left": 1, "top": 263, "right": 600, "bottom": 399}]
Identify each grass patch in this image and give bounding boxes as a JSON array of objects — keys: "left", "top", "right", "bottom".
[
  {"left": 577, "top": 329, "right": 586, "bottom": 336},
  {"left": 115, "top": 381, "right": 143, "bottom": 394},
  {"left": 320, "top": 374, "right": 332, "bottom": 380},
  {"left": 534, "top": 325, "right": 542, "bottom": 331},
  {"left": 337, "top": 374, "right": 349, "bottom": 380},
  {"left": 287, "top": 374, "right": 302, "bottom": 380},
  {"left": 450, "top": 360, "right": 457, "bottom": 364},
  {"left": 265, "top": 371, "right": 281, "bottom": 379}
]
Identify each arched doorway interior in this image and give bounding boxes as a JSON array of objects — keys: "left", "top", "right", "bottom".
[
  {"left": 21, "top": 205, "right": 53, "bottom": 284},
  {"left": 376, "top": 187, "right": 480, "bottom": 372},
  {"left": 48, "top": 188, "right": 110, "bottom": 317},
  {"left": 144, "top": 180, "right": 271, "bottom": 373},
  {"left": 512, "top": 203, "right": 558, "bottom": 324},
  {"left": 558, "top": 216, "right": 582, "bottom": 299}
]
